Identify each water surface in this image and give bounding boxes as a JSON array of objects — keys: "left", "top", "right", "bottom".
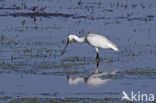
[{"left": 0, "top": 0, "right": 156, "bottom": 102}]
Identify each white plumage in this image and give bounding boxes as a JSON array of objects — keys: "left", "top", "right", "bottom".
[
  {"left": 67, "top": 69, "right": 118, "bottom": 87},
  {"left": 62, "top": 33, "right": 118, "bottom": 59},
  {"left": 86, "top": 34, "right": 118, "bottom": 51}
]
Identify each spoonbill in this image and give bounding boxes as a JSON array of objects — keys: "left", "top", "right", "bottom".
[
  {"left": 67, "top": 68, "right": 117, "bottom": 86},
  {"left": 61, "top": 33, "right": 118, "bottom": 60}
]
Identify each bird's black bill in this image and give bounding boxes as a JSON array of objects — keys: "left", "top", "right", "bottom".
[{"left": 61, "top": 39, "right": 69, "bottom": 55}]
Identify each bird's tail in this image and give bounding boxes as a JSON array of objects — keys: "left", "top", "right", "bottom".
[
  {"left": 108, "top": 41, "right": 118, "bottom": 51},
  {"left": 111, "top": 44, "right": 118, "bottom": 51}
]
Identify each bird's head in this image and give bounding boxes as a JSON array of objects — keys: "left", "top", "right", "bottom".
[
  {"left": 61, "top": 34, "right": 76, "bottom": 55},
  {"left": 67, "top": 35, "right": 76, "bottom": 43}
]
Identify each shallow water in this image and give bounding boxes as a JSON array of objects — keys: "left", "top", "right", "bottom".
[{"left": 0, "top": 0, "right": 156, "bottom": 102}]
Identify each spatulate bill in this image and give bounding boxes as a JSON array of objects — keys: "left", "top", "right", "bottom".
[{"left": 61, "top": 38, "right": 69, "bottom": 55}]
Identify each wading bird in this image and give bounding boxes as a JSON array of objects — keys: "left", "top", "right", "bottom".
[
  {"left": 67, "top": 69, "right": 117, "bottom": 87},
  {"left": 61, "top": 34, "right": 118, "bottom": 60}
]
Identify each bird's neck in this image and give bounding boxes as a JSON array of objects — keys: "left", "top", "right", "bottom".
[{"left": 74, "top": 36, "right": 85, "bottom": 43}]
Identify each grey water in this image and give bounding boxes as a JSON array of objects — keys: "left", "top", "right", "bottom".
[{"left": 0, "top": 0, "right": 156, "bottom": 102}]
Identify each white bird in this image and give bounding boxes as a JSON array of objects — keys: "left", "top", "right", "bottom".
[
  {"left": 67, "top": 69, "right": 118, "bottom": 87},
  {"left": 61, "top": 33, "right": 118, "bottom": 60}
]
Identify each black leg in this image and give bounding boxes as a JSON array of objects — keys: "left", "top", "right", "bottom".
[
  {"left": 95, "top": 58, "right": 100, "bottom": 73},
  {"left": 96, "top": 52, "right": 100, "bottom": 60},
  {"left": 96, "top": 60, "right": 99, "bottom": 68}
]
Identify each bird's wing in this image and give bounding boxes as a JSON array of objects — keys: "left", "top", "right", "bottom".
[
  {"left": 104, "top": 37, "right": 118, "bottom": 51},
  {"left": 87, "top": 34, "right": 104, "bottom": 47},
  {"left": 87, "top": 34, "right": 118, "bottom": 51}
]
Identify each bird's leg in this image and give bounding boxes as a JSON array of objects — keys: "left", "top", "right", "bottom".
[
  {"left": 95, "top": 47, "right": 100, "bottom": 61},
  {"left": 96, "top": 59, "right": 99, "bottom": 67},
  {"left": 96, "top": 53, "right": 100, "bottom": 63},
  {"left": 96, "top": 52, "right": 99, "bottom": 60},
  {"left": 95, "top": 59, "right": 100, "bottom": 73}
]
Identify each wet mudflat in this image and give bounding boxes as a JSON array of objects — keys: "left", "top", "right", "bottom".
[{"left": 0, "top": 0, "right": 156, "bottom": 103}]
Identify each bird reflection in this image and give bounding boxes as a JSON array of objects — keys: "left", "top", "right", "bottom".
[{"left": 67, "top": 61, "right": 117, "bottom": 87}]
